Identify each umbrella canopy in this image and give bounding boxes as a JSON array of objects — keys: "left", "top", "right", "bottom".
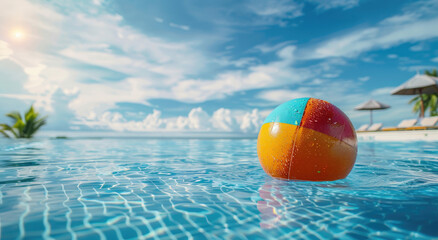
[
  {"left": 391, "top": 74, "right": 438, "bottom": 118},
  {"left": 355, "top": 99, "right": 391, "bottom": 111},
  {"left": 355, "top": 99, "right": 390, "bottom": 125},
  {"left": 391, "top": 74, "right": 438, "bottom": 95}
]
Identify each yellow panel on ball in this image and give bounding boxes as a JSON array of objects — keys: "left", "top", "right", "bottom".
[{"left": 257, "top": 122, "right": 298, "bottom": 179}]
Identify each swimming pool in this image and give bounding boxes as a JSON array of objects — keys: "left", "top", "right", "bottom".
[{"left": 0, "top": 138, "right": 437, "bottom": 239}]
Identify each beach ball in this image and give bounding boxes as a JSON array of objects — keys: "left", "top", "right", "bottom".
[{"left": 257, "top": 98, "right": 357, "bottom": 181}]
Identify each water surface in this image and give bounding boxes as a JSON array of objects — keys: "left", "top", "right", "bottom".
[{"left": 0, "top": 138, "right": 437, "bottom": 239}]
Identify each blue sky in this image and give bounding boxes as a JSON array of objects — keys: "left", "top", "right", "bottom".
[{"left": 1, "top": 0, "right": 438, "bottom": 134}]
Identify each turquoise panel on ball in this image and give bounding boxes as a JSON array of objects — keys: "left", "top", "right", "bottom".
[{"left": 263, "top": 97, "right": 310, "bottom": 126}]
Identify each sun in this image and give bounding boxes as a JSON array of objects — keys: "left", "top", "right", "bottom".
[{"left": 12, "top": 29, "right": 25, "bottom": 40}]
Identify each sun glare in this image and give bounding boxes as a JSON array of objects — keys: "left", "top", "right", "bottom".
[{"left": 12, "top": 29, "right": 24, "bottom": 40}]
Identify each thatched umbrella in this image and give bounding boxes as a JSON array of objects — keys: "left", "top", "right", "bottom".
[
  {"left": 355, "top": 99, "right": 390, "bottom": 125},
  {"left": 391, "top": 74, "right": 438, "bottom": 118}
]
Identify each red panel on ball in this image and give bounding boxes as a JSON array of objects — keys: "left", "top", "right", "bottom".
[{"left": 301, "top": 98, "right": 357, "bottom": 147}]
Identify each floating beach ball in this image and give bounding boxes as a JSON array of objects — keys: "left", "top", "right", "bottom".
[{"left": 257, "top": 98, "right": 357, "bottom": 181}]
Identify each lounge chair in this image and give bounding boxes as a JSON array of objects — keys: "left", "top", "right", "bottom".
[
  {"left": 367, "top": 123, "right": 383, "bottom": 131},
  {"left": 406, "top": 116, "right": 438, "bottom": 130},
  {"left": 382, "top": 119, "right": 417, "bottom": 131},
  {"left": 356, "top": 124, "right": 369, "bottom": 132}
]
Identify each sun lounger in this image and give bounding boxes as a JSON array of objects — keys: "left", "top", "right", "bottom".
[
  {"left": 367, "top": 123, "right": 383, "bottom": 131},
  {"left": 356, "top": 124, "right": 369, "bottom": 132},
  {"left": 405, "top": 116, "right": 438, "bottom": 130},
  {"left": 382, "top": 119, "right": 417, "bottom": 131}
]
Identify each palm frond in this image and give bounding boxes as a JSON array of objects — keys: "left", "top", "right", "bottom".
[
  {"left": 1, "top": 105, "right": 47, "bottom": 138},
  {"left": 13, "top": 119, "right": 26, "bottom": 137},
  {"left": 6, "top": 111, "right": 22, "bottom": 122},
  {"left": 409, "top": 95, "right": 421, "bottom": 104},
  {"left": 25, "top": 106, "right": 36, "bottom": 122},
  {"left": 412, "top": 101, "right": 421, "bottom": 113},
  {"left": 23, "top": 114, "right": 38, "bottom": 138},
  {"left": 31, "top": 116, "right": 47, "bottom": 137},
  {"left": 0, "top": 124, "right": 18, "bottom": 138},
  {"left": 425, "top": 69, "right": 438, "bottom": 77},
  {"left": 428, "top": 94, "right": 438, "bottom": 116},
  {"left": 0, "top": 129, "right": 10, "bottom": 138}
]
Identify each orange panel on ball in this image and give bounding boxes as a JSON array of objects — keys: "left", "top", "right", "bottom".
[
  {"left": 257, "top": 122, "right": 298, "bottom": 179},
  {"left": 288, "top": 127, "right": 357, "bottom": 181}
]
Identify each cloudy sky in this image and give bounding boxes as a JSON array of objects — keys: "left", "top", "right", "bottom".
[{"left": 1, "top": 0, "right": 438, "bottom": 134}]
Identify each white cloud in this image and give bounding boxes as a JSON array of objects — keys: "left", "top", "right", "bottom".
[
  {"left": 322, "top": 73, "right": 340, "bottom": 78},
  {"left": 309, "top": 78, "right": 324, "bottom": 85},
  {"left": 316, "top": 58, "right": 348, "bottom": 72},
  {"left": 410, "top": 43, "right": 425, "bottom": 52},
  {"left": 59, "top": 14, "right": 202, "bottom": 79},
  {"left": 303, "top": 1, "right": 438, "bottom": 60},
  {"left": 380, "top": 13, "right": 419, "bottom": 25},
  {"left": 358, "top": 76, "right": 370, "bottom": 82},
  {"left": 257, "top": 89, "right": 308, "bottom": 103},
  {"left": 60, "top": 46, "right": 160, "bottom": 77},
  {"left": 432, "top": 57, "right": 438, "bottom": 62},
  {"left": 259, "top": 109, "right": 273, "bottom": 119},
  {"left": 371, "top": 87, "right": 394, "bottom": 95},
  {"left": 311, "top": 18, "right": 438, "bottom": 59},
  {"left": 0, "top": 0, "right": 312, "bottom": 128},
  {"left": 68, "top": 77, "right": 166, "bottom": 118},
  {"left": 1, "top": 5, "right": 206, "bottom": 119},
  {"left": 92, "top": 0, "right": 103, "bottom": 6},
  {"left": 171, "top": 45, "right": 311, "bottom": 103},
  {"left": 361, "top": 56, "right": 375, "bottom": 63},
  {"left": 154, "top": 17, "right": 164, "bottom": 23},
  {"left": 77, "top": 107, "right": 264, "bottom": 133},
  {"left": 0, "top": 93, "right": 36, "bottom": 101},
  {"left": 211, "top": 108, "right": 238, "bottom": 131},
  {"left": 215, "top": 57, "right": 257, "bottom": 68},
  {"left": 387, "top": 54, "right": 398, "bottom": 59},
  {"left": 187, "top": 0, "right": 304, "bottom": 27},
  {"left": 307, "top": 0, "right": 359, "bottom": 10},
  {"left": 2, "top": 0, "right": 432, "bottom": 133},
  {"left": 81, "top": 110, "right": 164, "bottom": 132},
  {"left": 0, "top": 0, "right": 64, "bottom": 41},
  {"left": 253, "top": 41, "right": 295, "bottom": 53},
  {"left": 0, "top": 0, "right": 72, "bottom": 113},
  {"left": 186, "top": 107, "right": 210, "bottom": 130},
  {"left": 169, "top": 22, "right": 190, "bottom": 31},
  {"left": 247, "top": 0, "right": 303, "bottom": 19},
  {"left": 240, "top": 109, "right": 263, "bottom": 133},
  {"left": 0, "top": 41, "right": 13, "bottom": 60}
]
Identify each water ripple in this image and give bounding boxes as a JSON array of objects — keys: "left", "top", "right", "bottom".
[{"left": 0, "top": 138, "right": 437, "bottom": 239}]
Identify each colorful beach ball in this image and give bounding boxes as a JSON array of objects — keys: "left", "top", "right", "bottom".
[{"left": 257, "top": 98, "right": 357, "bottom": 181}]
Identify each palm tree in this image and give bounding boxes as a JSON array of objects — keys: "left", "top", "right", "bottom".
[
  {"left": 409, "top": 94, "right": 438, "bottom": 116},
  {"left": 0, "top": 105, "right": 47, "bottom": 138},
  {"left": 425, "top": 69, "right": 438, "bottom": 77},
  {"left": 409, "top": 69, "right": 438, "bottom": 117}
]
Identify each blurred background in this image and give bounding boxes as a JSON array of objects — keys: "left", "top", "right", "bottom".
[{"left": 1, "top": 0, "right": 437, "bottom": 136}]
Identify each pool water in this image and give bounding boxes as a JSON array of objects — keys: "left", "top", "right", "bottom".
[{"left": 0, "top": 138, "right": 437, "bottom": 239}]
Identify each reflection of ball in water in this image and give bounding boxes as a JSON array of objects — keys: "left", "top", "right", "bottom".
[{"left": 257, "top": 98, "right": 357, "bottom": 181}]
